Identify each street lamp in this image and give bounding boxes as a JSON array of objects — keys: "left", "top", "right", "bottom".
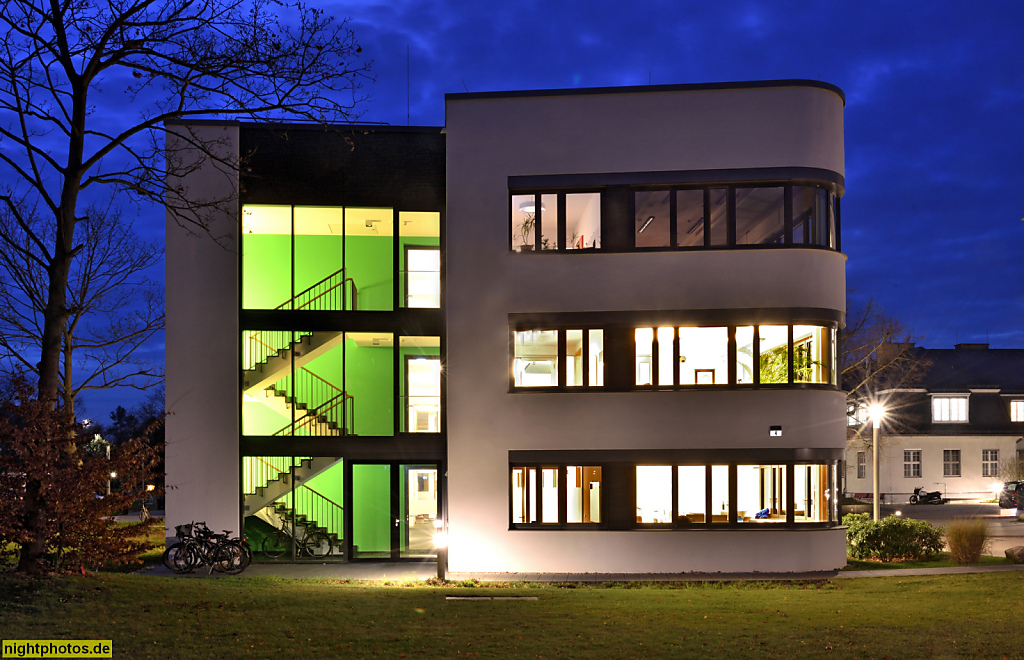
[{"left": 869, "top": 403, "right": 886, "bottom": 520}]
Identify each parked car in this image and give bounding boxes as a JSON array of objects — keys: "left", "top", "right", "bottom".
[{"left": 998, "top": 481, "right": 1023, "bottom": 509}]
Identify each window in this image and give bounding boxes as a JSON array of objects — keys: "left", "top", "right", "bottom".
[
  {"left": 513, "top": 328, "right": 604, "bottom": 389},
  {"left": 1011, "top": 400, "right": 1024, "bottom": 422},
  {"left": 512, "top": 464, "right": 603, "bottom": 525},
  {"left": 982, "top": 449, "right": 999, "bottom": 478},
  {"left": 758, "top": 325, "right": 789, "bottom": 384},
  {"left": 933, "top": 395, "right": 968, "bottom": 423},
  {"left": 677, "top": 466, "right": 706, "bottom": 524},
  {"left": 511, "top": 192, "right": 601, "bottom": 251},
  {"left": 630, "top": 183, "right": 836, "bottom": 251},
  {"left": 567, "top": 466, "right": 602, "bottom": 523},
  {"left": 848, "top": 403, "right": 868, "bottom": 427},
  {"left": 636, "top": 466, "right": 673, "bottom": 523},
  {"left": 857, "top": 452, "right": 866, "bottom": 479},
  {"left": 678, "top": 326, "right": 728, "bottom": 385},
  {"left": 513, "top": 330, "right": 558, "bottom": 387},
  {"left": 904, "top": 450, "right": 922, "bottom": 478},
  {"left": 944, "top": 449, "right": 961, "bottom": 477}
]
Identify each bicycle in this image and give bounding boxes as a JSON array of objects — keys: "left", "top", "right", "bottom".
[
  {"left": 163, "top": 522, "right": 249, "bottom": 574},
  {"left": 261, "top": 519, "right": 332, "bottom": 559}
]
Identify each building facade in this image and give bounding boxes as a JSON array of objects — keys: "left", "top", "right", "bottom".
[
  {"left": 166, "top": 80, "right": 850, "bottom": 573},
  {"left": 846, "top": 344, "right": 1024, "bottom": 502}
]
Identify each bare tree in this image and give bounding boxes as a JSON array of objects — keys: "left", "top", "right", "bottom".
[
  {"left": 0, "top": 0, "right": 369, "bottom": 574},
  {"left": 841, "top": 297, "right": 931, "bottom": 444},
  {"left": 0, "top": 201, "right": 163, "bottom": 419}
]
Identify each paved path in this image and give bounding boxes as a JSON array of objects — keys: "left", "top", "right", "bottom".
[{"left": 139, "top": 561, "right": 1024, "bottom": 582}]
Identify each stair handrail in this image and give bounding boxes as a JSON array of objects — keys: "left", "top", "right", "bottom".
[
  {"left": 272, "top": 268, "right": 358, "bottom": 312},
  {"left": 273, "top": 391, "right": 354, "bottom": 437},
  {"left": 244, "top": 330, "right": 313, "bottom": 372},
  {"left": 301, "top": 484, "right": 344, "bottom": 512}
]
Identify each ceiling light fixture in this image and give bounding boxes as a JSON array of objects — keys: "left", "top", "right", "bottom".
[
  {"left": 638, "top": 216, "right": 655, "bottom": 233},
  {"left": 518, "top": 201, "right": 545, "bottom": 214}
]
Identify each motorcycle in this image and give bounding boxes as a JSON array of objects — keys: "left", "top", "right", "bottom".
[{"left": 909, "top": 486, "right": 946, "bottom": 505}]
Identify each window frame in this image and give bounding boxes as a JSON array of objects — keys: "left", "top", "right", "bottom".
[
  {"left": 509, "top": 190, "right": 603, "bottom": 253},
  {"left": 932, "top": 395, "right": 969, "bottom": 423},
  {"left": 856, "top": 451, "right": 866, "bottom": 480},
  {"left": 1010, "top": 400, "right": 1024, "bottom": 423},
  {"left": 982, "top": 449, "right": 999, "bottom": 478},
  {"left": 510, "top": 326, "right": 606, "bottom": 391},
  {"left": 629, "top": 182, "right": 838, "bottom": 251},
  {"left": 904, "top": 450, "right": 922, "bottom": 478},
  {"left": 509, "top": 458, "right": 841, "bottom": 531},
  {"left": 509, "top": 462, "right": 604, "bottom": 529},
  {"left": 943, "top": 449, "right": 962, "bottom": 478}
]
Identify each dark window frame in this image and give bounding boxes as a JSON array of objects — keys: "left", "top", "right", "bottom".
[
  {"left": 628, "top": 182, "right": 838, "bottom": 252},
  {"left": 509, "top": 326, "right": 607, "bottom": 391},
  {"left": 509, "top": 190, "right": 603, "bottom": 253},
  {"left": 509, "top": 463, "right": 604, "bottom": 529}
]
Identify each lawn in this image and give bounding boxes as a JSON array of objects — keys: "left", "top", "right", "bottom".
[{"left": 1, "top": 572, "right": 1022, "bottom": 658}]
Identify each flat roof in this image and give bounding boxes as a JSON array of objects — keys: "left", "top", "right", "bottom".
[
  {"left": 446, "top": 79, "right": 845, "bottom": 106},
  {"left": 163, "top": 118, "right": 443, "bottom": 133}
]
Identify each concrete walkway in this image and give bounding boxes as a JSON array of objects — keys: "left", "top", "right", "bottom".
[{"left": 139, "top": 560, "right": 1024, "bottom": 582}]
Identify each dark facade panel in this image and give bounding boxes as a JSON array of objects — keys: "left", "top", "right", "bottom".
[{"left": 240, "top": 124, "right": 446, "bottom": 210}]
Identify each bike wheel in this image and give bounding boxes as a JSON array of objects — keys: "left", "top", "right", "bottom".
[
  {"left": 304, "top": 532, "right": 333, "bottom": 558},
  {"left": 162, "top": 543, "right": 195, "bottom": 574},
  {"left": 261, "top": 531, "right": 289, "bottom": 559},
  {"left": 213, "top": 543, "right": 247, "bottom": 575},
  {"left": 139, "top": 508, "right": 150, "bottom": 522}
]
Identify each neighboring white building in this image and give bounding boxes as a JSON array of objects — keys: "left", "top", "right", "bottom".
[
  {"left": 166, "top": 80, "right": 850, "bottom": 574},
  {"left": 846, "top": 343, "right": 1024, "bottom": 502}
]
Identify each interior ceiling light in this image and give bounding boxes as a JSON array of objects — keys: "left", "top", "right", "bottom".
[
  {"left": 638, "top": 216, "right": 655, "bottom": 233},
  {"left": 518, "top": 201, "right": 545, "bottom": 214}
]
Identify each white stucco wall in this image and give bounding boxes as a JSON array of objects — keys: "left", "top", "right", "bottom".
[
  {"left": 165, "top": 123, "right": 240, "bottom": 542},
  {"left": 846, "top": 434, "right": 1023, "bottom": 501},
  {"left": 445, "top": 83, "right": 847, "bottom": 573}
]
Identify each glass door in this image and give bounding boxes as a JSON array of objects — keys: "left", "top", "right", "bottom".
[
  {"left": 401, "top": 465, "right": 439, "bottom": 558},
  {"left": 350, "top": 462, "right": 440, "bottom": 560}
]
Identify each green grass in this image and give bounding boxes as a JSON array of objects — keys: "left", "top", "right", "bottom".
[
  {"left": 1, "top": 572, "right": 1023, "bottom": 658},
  {"left": 843, "top": 552, "right": 1012, "bottom": 571}
]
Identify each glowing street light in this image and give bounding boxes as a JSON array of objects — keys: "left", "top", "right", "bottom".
[{"left": 868, "top": 403, "right": 886, "bottom": 520}]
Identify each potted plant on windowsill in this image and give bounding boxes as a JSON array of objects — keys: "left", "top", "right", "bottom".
[{"left": 515, "top": 213, "right": 536, "bottom": 252}]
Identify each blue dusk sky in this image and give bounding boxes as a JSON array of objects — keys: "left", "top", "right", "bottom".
[{"left": 12, "top": 2, "right": 1024, "bottom": 419}]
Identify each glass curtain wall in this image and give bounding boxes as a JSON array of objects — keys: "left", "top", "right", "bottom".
[
  {"left": 242, "top": 330, "right": 393, "bottom": 438},
  {"left": 242, "top": 205, "right": 394, "bottom": 311},
  {"left": 242, "top": 456, "right": 345, "bottom": 561}
]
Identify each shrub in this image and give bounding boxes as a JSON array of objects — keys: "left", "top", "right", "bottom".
[
  {"left": 945, "top": 517, "right": 990, "bottom": 565},
  {"left": 843, "top": 513, "right": 944, "bottom": 562}
]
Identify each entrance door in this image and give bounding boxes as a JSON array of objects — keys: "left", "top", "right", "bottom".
[{"left": 349, "top": 462, "right": 439, "bottom": 560}]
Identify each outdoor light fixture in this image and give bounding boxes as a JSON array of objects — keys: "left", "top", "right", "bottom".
[
  {"left": 638, "top": 216, "right": 655, "bottom": 233},
  {"left": 110, "top": 472, "right": 118, "bottom": 479},
  {"left": 769, "top": 425, "right": 783, "bottom": 437},
  {"left": 433, "top": 518, "right": 447, "bottom": 581},
  {"left": 868, "top": 402, "right": 886, "bottom": 521},
  {"left": 895, "top": 510, "right": 902, "bottom": 517}
]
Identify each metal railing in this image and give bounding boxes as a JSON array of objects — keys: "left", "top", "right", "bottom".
[
  {"left": 291, "top": 485, "right": 344, "bottom": 540},
  {"left": 272, "top": 368, "right": 354, "bottom": 436},
  {"left": 399, "top": 395, "right": 441, "bottom": 433},
  {"left": 279, "top": 268, "right": 358, "bottom": 312},
  {"left": 243, "top": 330, "right": 313, "bottom": 372},
  {"left": 242, "top": 456, "right": 310, "bottom": 495}
]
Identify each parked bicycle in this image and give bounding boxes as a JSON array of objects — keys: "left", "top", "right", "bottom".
[
  {"left": 261, "top": 519, "right": 333, "bottom": 559},
  {"left": 163, "top": 522, "right": 249, "bottom": 575}
]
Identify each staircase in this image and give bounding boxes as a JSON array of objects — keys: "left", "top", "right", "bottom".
[
  {"left": 243, "top": 331, "right": 354, "bottom": 436},
  {"left": 243, "top": 456, "right": 346, "bottom": 555}
]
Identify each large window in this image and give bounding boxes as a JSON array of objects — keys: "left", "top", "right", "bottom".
[
  {"left": 1011, "top": 400, "right": 1024, "bottom": 422},
  {"left": 511, "top": 464, "right": 603, "bottom": 526},
  {"left": 943, "top": 449, "right": 961, "bottom": 477},
  {"left": 933, "top": 395, "right": 968, "bottom": 423},
  {"left": 982, "top": 449, "right": 999, "bottom": 478},
  {"left": 511, "top": 192, "right": 601, "bottom": 252},
  {"left": 904, "top": 450, "right": 922, "bottom": 478},
  {"left": 629, "top": 183, "right": 837, "bottom": 251},
  {"left": 512, "top": 328, "right": 604, "bottom": 389},
  {"left": 512, "top": 461, "right": 838, "bottom": 529}
]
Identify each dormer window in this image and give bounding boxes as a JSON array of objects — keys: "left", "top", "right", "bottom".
[
  {"left": 932, "top": 395, "right": 968, "bottom": 423},
  {"left": 1011, "top": 400, "right": 1024, "bottom": 423}
]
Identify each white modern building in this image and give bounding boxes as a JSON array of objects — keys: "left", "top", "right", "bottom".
[
  {"left": 846, "top": 343, "right": 1024, "bottom": 502},
  {"left": 166, "top": 80, "right": 850, "bottom": 574}
]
